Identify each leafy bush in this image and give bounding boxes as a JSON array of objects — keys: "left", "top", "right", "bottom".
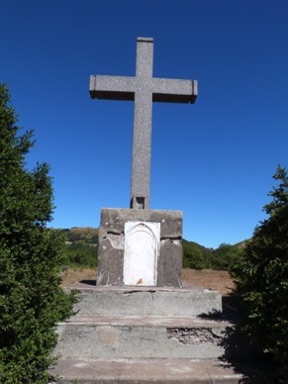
[
  {"left": 59, "top": 228, "right": 98, "bottom": 268},
  {"left": 231, "top": 165, "right": 288, "bottom": 381},
  {"left": 64, "top": 242, "right": 97, "bottom": 268},
  {"left": 182, "top": 240, "right": 211, "bottom": 269},
  {"left": 210, "top": 243, "right": 244, "bottom": 271},
  {"left": 0, "top": 83, "right": 78, "bottom": 383}
]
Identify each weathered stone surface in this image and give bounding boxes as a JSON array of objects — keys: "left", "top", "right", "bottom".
[
  {"left": 70, "top": 285, "right": 222, "bottom": 317},
  {"left": 50, "top": 357, "right": 245, "bottom": 384},
  {"left": 96, "top": 231, "right": 124, "bottom": 286},
  {"left": 53, "top": 285, "right": 224, "bottom": 361},
  {"left": 97, "top": 208, "right": 182, "bottom": 286},
  {"left": 54, "top": 320, "right": 225, "bottom": 360},
  {"left": 99, "top": 208, "right": 182, "bottom": 237},
  {"left": 158, "top": 239, "right": 182, "bottom": 286}
]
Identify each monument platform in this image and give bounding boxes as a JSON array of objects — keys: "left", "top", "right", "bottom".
[
  {"left": 50, "top": 282, "right": 253, "bottom": 383},
  {"left": 67, "top": 282, "right": 222, "bottom": 316}
]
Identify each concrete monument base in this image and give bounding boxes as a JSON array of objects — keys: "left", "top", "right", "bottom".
[
  {"left": 50, "top": 283, "right": 267, "bottom": 383},
  {"left": 97, "top": 208, "right": 182, "bottom": 287}
]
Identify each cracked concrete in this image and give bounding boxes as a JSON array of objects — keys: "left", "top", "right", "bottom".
[{"left": 167, "top": 327, "right": 223, "bottom": 345}]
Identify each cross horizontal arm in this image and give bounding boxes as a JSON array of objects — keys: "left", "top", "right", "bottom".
[
  {"left": 152, "top": 78, "right": 198, "bottom": 103},
  {"left": 89, "top": 75, "right": 136, "bottom": 101}
]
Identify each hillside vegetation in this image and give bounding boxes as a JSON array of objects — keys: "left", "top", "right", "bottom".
[
  {"left": 59, "top": 227, "right": 98, "bottom": 268},
  {"left": 59, "top": 227, "right": 245, "bottom": 271}
]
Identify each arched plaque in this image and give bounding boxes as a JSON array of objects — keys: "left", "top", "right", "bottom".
[{"left": 124, "top": 222, "right": 160, "bottom": 286}]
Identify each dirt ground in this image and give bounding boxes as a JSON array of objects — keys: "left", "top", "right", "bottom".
[
  {"left": 182, "top": 269, "right": 234, "bottom": 295},
  {"left": 61, "top": 268, "right": 234, "bottom": 295}
]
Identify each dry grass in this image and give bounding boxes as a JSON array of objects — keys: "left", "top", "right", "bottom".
[
  {"left": 182, "top": 269, "right": 234, "bottom": 295},
  {"left": 61, "top": 268, "right": 234, "bottom": 295},
  {"left": 60, "top": 268, "right": 95, "bottom": 287}
]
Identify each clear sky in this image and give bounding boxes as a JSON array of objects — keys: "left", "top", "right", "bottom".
[{"left": 1, "top": 0, "right": 287, "bottom": 248}]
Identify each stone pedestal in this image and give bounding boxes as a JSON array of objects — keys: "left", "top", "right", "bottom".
[
  {"left": 54, "top": 285, "right": 224, "bottom": 361},
  {"left": 97, "top": 208, "right": 182, "bottom": 287},
  {"left": 51, "top": 283, "right": 265, "bottom": 383}
]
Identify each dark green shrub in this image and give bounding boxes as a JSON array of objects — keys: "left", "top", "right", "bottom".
[
  {"left": 0, "top": 83, "right": 78, "bottom": 384},
  {"left": 232, "top": 166, "right": 288, "bottom": 381},
  {"left": 210, "top": 243, "right": 244, "bottom": 271},
  {"left": 64, "top": 242, "right": 97, "bottom": 268}
]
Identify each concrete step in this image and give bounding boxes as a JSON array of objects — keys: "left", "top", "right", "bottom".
[
  {"left": 52, "top": 283, "right": 273, "bottom": 383},
  {"left": 49, "top": 358, "right": 244, "bottom": 384},
  {"left": 55, "top": 315, "right": 231, "bottom": 360},
  {"left": 67, "top": 282, "right": 222, "bottom": 317}
]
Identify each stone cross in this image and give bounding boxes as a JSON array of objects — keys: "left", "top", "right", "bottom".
[{"left": 90, "top": 37, "right": 197, "bottom": 209}]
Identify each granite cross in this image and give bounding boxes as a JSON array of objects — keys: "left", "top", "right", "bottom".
[{"left": 89, "top": 37, "right": 197, "bottom": 209}]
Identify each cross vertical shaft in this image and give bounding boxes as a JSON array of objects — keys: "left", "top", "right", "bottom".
[{"left": 131, "top": 38, "right": 153, "bottom": 209}]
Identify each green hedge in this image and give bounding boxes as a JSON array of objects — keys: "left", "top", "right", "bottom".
[
  {"left": 232, "top": 166, "right": 288, "bottom": 382},
  {"left": 0, "top": 83, "right": 78, "bottom": 384}
]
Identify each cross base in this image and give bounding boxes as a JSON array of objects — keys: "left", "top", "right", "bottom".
[{"left": 97, "top": 208, "right": 183, "bottom": 287}]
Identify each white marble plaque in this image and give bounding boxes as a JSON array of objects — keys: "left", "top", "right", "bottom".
[{"left": 123, "top": 221, "right": 160, "bottom": 286}]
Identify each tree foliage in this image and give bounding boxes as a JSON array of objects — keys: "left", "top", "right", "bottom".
[
  {"left": 0, "top": 83, "right": 78, "bottom": 384},
  {"left": 210, "top": 243, "right": 243, "bottom": 271},
  {"left": 232, "top": 165, "right": 288, "bottom": 381},
  {"left": 63, "top": 242, "right": 97, "bottom": 268},
  {"left": 59, "top": 228, "right": 98, "bottom": 268},
  {"left": 182, "top": 240, "right": 211, "bottom": 269},
  {"left": 183, "top": 240, "right": 244, "bottom": 271}
]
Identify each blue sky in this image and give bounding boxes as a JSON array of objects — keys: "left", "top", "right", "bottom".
[{"left": 1, "top": 0, "right": 287, "bottom": 248}]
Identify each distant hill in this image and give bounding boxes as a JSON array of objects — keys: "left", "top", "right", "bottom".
[
  {"left": 59, "top": 227, "right": 99, "bottom": 245},
  {"left": 55, "top": 227, "right": 246, "bottom": 271},
  {"left": 58, "top": 227, "right": 246, "bottom": 248},
  {"left": 233, "top": 239, "right": 249, "bottom": 249}
]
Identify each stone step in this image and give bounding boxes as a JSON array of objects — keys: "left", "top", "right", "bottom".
[
  {"left": 50, "top": 358, "right": 244, "bottom": 384},
  {"left": 67, "top": 282, "right": 222, "bottom": 317},
  {"left": 55, "top": 315, "right": 230, "bottom": 360}
]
